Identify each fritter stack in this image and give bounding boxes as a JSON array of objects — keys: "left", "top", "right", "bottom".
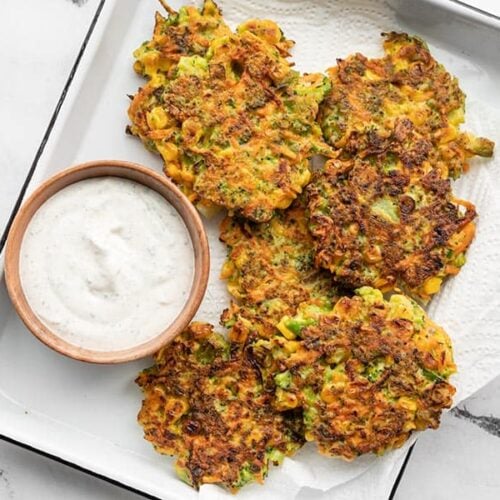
[
  {"left": 310, "top": 33, "right": 493, "bottom": 300},
  {"left": 129, "top": 1, "right": 494, "bottom": 493}
]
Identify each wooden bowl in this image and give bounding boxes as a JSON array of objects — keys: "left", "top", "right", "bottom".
[{"left": 4, "top": 160, "right": 210, "bottom": 364}]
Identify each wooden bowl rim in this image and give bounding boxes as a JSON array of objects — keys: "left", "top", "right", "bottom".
[{"left": 4, "top": 160, "right": 210, "bottom": 364}]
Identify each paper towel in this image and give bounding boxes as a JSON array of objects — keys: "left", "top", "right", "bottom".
[{"left": 175, "top": 0, "right": 500, "bottom": 497}]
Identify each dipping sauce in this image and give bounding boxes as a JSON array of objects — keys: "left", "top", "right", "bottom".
[{"left": 19, "top": 177, "right": 194, "bottom": 351}]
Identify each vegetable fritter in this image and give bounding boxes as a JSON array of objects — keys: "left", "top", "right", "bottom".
[
  {"left": 136, "top": 322, "right": 303, "bottom": 492},
  {"left": 307, "top": 153, "right": 477, "bottom": 300},
  {"left": 219, "top": 199, "right": 339, "bottom": 342},
  {"left": 253, "top": 288, "right": 456, "bottom": 459},
  {"left": 220, "top": 199, "right": 336, "bottom": 309},
  {"left": 319, "top": 32, "right": 494, "bottom": 178},
  {"left": 128, "top": 3, "right": 330, "bottom": 221}
]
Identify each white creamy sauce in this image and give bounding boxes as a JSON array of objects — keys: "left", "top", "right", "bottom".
[{"left": 20, "top": 177, "right": 194, "bottom": 351}]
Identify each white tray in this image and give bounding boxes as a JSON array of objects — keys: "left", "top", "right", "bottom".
[{"left": 1, "top": 1, "right": 499, "bottom": 499}]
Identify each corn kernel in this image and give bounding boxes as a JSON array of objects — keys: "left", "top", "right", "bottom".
[
  {"left": 165, "top": 162, "right": 181, "bottom": 180},
  {"left": 275, "top": 389, "right": 298, "bottom": 410},
  {"left": 277, "top": 318, "right": 297, "bottom": 340},
  {"left": 220, "top": 260, "right": 235, "bottom": 280},
  {"left": 321, "top": 385, "right": 336, "bottom": 403},
  {"left": 403, "top": 421, "right": 417, "bottom": 432},
  {"left": 146, "top": 107, "right": 169, "bottom": 130},
  {"left": 157, "top": 142, "right": 178, "bottom": 161},
  {"left": 423, "top": 277, "right": 442, "bottom": 296},
  {"left": 398, "top": 396, "right": 418, "bottom": 412},
  {"left": 283, "top": 341, "right": 300, "bottom": 353},
  {"left": 364, "top": 244, "right": 382, "bottom": 263}
]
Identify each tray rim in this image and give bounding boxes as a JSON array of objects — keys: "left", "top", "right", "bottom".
[
  {"left": 439, "top": 0, "right": 500, "bottom": 27},
  {"left": 0, "top": 0, "right": 498, "bottom": 499}
]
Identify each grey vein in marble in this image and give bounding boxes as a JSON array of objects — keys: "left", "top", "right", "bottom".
[
  {"left": 452, "top": 406, "right": 500, "bottom": 438},
  {"left": 0, "top": 469, "right": 14, "bottom": 499}
]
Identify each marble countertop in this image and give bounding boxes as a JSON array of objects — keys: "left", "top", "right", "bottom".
[{"left": 1, "top": 0, "right": 499, "bottom": 499}]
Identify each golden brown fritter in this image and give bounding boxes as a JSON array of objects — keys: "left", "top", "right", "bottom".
[
  {"left": 220, "top": 199, "right": 336, "bottom": 309},
  {"left": 219, "top": 199, "right": 339, "bottom": 343},
  {"left": 307, "top": 153, "right": 477, "bottom": 300},
  {"left": 128, "top": 5, "right": 330, "bottom": 221},
  {"left": 136, "top": 322, "right": 303, "bottom": 492},
  {"left": 252, "top": 288, "right": 456, "bottom": 459},
  {"left": 319, "top": 32, "right": 494, "bottom": 178}
]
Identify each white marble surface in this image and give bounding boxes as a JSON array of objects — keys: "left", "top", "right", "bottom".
[
  {"left": 0, "top": 0, "right": 499, "bottom": 499},
  {"left": 395, "top": 376, "right": 500, "bottom": 500},
  {"left": 0, "top": 439, "right": 137, "bottom": 500},
  {"left": 0, "top": 0, "right": 102, "bottom": 236}
]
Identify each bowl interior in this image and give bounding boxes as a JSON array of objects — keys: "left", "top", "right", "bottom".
[{"left": 4, "top": 160, "right": 209, "bottom": 363}]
